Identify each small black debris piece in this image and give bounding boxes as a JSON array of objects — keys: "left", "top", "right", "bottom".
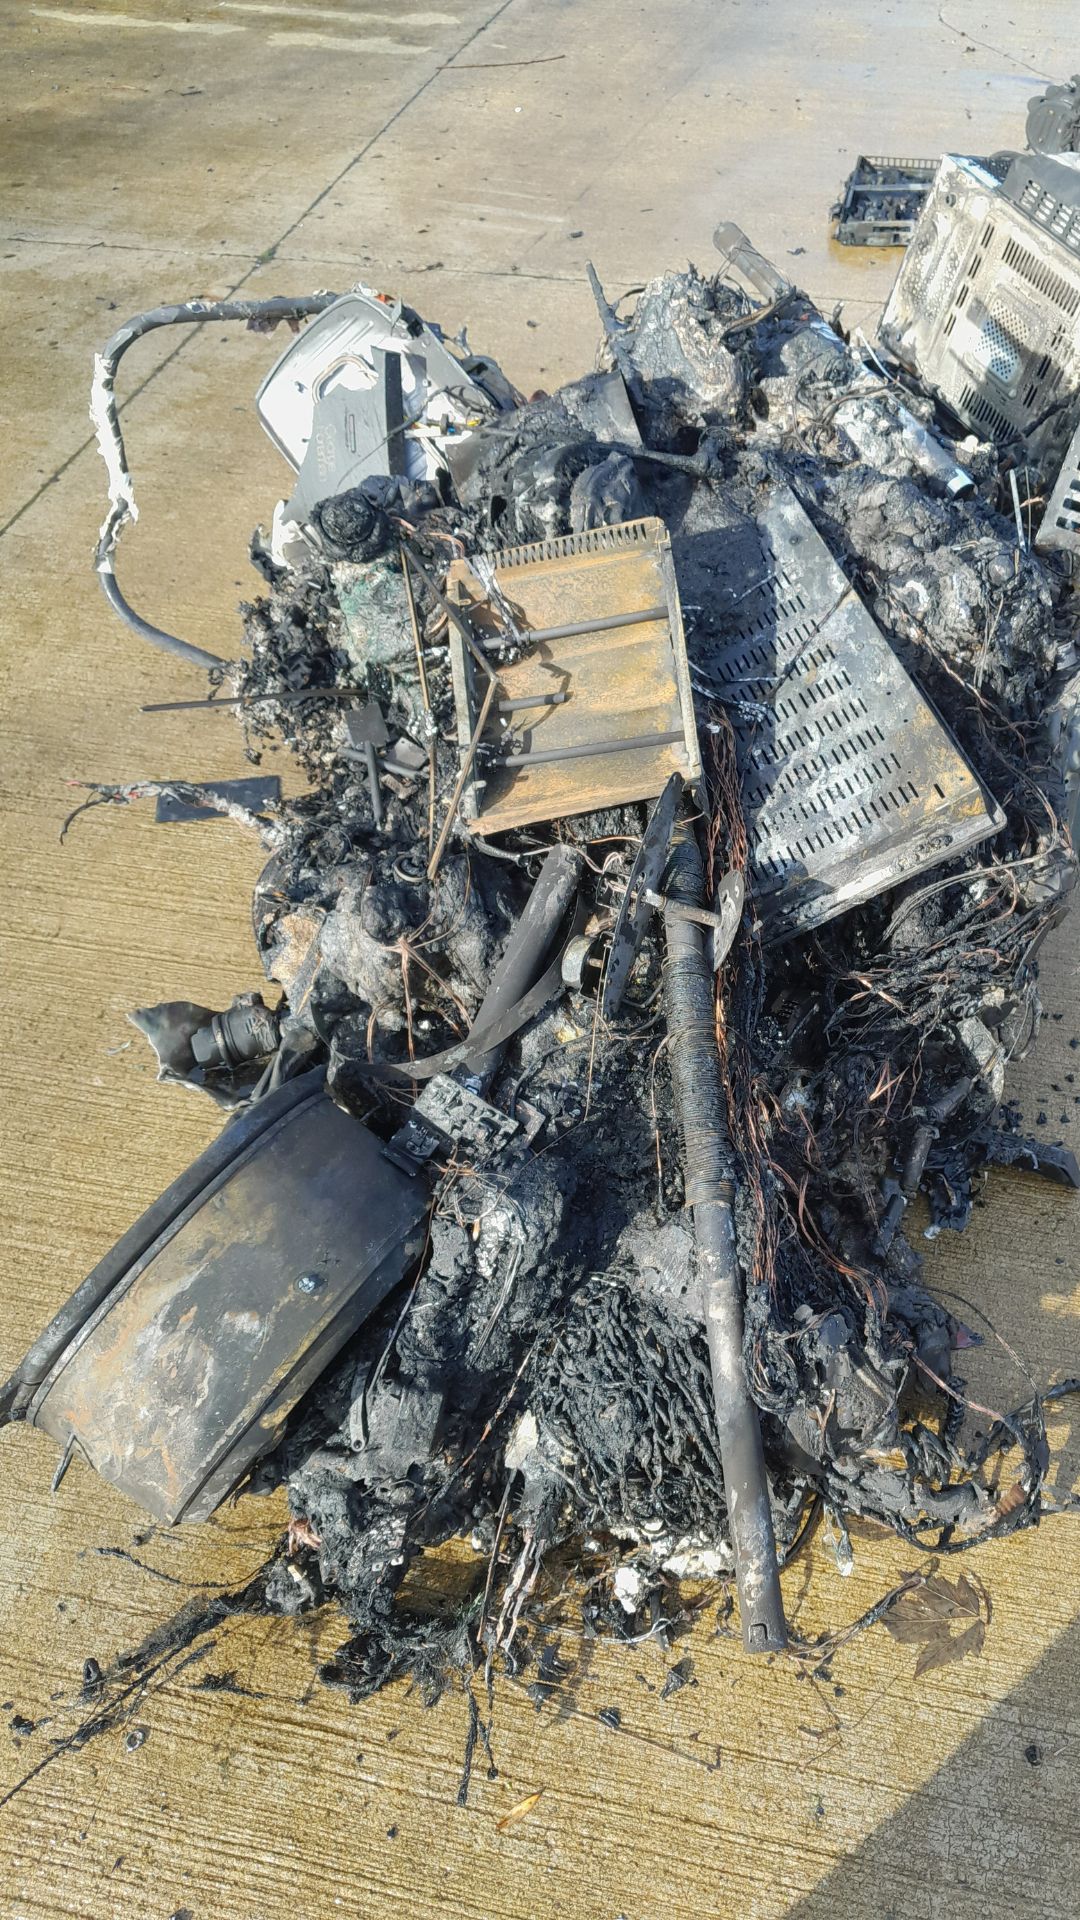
[
  {"left": 154, "top": 776, "right": 281, "bottom": 823},
  {"left": 977, "top": 1130, "right": 1080, "bottom": 1189},
  {"left": 660, "top": 1658, "right": 695, "bottom": 1700}
]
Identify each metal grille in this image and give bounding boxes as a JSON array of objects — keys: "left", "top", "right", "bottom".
[
  {"left": 973, "top": 309, "right": 1024, "bottom": 385},
  {"left": 495, "top": 519, "right": 654, "bottom": 569},
  {"left": 1012, "top": 169, "right": 1080, "bottom": 255},
  {"left": 446, "top": 517, "right": 700, "bottom": 834},
  {"left": 695, "top": 487, "right": 1004, "bottom": 939}
]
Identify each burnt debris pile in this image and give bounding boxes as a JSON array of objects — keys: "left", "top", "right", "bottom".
[{"left": 7, "top": 203, "right": 1080, "bottom": 1699}]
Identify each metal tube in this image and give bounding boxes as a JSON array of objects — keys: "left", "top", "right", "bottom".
[
  {"left": 91, "top": 293, "right": 339, "bottom": 666},
  {"left": 362, "top": 741, "right": 383, "bottom": 831},
  {"left": 585, "top": 260, "right": 638, "bottom": 390},
  {"left": 492, "top": 728, "right": 684, "bottom": 769},
  {"left": 497, "top": 692, "right": 570, "bottom": 712},
  {"left": 98, "top": 564, "right": 227, "bottom": 672},
  {"left": 662, "top": 826, "right": 787, "bottom": 1653},
  {"left": 141, "top": 688, "right": 359, "bottom": 713},
  {"left": 512, "top": 605, "right": 666, "bottom": 646},
  {"left": 399, "top": 548, "right": 439, "bottom": 855},
  {"left": 427, "top": 673, "right": 499, "bottom": 881},
  {"left": 465, "top": 844, "right": 581, "bottom": 1085}
]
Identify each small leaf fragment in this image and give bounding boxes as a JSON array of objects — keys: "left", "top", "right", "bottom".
[{"left": 496, "top": 1789, "right": 545, "bottom": 1834}]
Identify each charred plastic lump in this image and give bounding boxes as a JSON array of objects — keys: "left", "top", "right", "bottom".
[{"left": 0, "top": 1073, "right": 428, "bottom": 1523}]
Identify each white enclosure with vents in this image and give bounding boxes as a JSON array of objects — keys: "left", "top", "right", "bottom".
[{"left": 880, "top": 153, "right": 1080, "bottom": 482}]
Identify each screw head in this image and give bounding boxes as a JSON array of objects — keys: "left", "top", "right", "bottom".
[{"left": 295, "top": 1273, "right": 323, "bottom": 1295}]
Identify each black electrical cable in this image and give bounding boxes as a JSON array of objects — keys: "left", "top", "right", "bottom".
[
  {"left": 91, "top": 293, "right": 339, "bottom": 668},
  {"left": 98, "top": 568, "right": 224, "bottom": 673}
]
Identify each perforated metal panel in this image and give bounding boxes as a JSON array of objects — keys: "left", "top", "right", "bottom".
[
  {"left": 880, "top": 154, "right": 1080, "bottom": 473},
  {"left": 695, "top": 487, "right": 1005, "bottom": 938},
  {"left": 1038, "top": 413, "right": 1080, "bottom": 551}
]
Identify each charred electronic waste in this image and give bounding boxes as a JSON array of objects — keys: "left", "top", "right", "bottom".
[{"left": 5, "top": 185, "right": 1080, "bottom": 1700}]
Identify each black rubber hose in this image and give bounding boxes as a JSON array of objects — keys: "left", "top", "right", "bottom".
[
  {"left": 98, "top": 567, "right": 226, "bottom": 672},
  {"left": 91, "top": 293, "right": 339, "bottom": 667},
  {"left": 662, "top": 824, "right": 787, "bottom": 1653}
]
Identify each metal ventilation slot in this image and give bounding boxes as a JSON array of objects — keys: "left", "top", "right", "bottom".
[
  {"left": 1000, "top": 235, "right": 1080, "bottom": 314},
  {"left": 701, "top": 487, "right": 1004, "bottom": 938},
  {"left": 956, "top": 383, "right": 1014, "bottom": 440},
  {"left": 1037, "top": 415, "right": 1080, "bottom": 552},
  {"left": 495, "top": 519, "right": 653, "bottom": 569}
]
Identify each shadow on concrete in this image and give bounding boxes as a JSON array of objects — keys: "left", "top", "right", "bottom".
[{"left": 785, "top": 1612, "right": 1079, "bottom": 1920}]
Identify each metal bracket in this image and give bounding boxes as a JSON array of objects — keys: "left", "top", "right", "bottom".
[
  {"left": 600, "top": 774, "right": 685, "bottom": 1017},
  {"left": 590, "top": 782, "right": 744, "bottom": 1016}
]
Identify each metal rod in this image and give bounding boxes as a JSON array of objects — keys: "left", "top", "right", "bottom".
[
  {"left": 585, "top": 260, "right": 638, "bottom": 389},
  {"left": 400, "top": 546, "right": 433, "bottom": 714},
  {"left": 400, "top": 545, "right": 439, "bottom": 855},
  {"left": 427, "top": 673, "right": 499, "bottom": 882},
  {"left": 404, "top": 544, "right": 499, "bottom": 685},
  {"left": 497, "top": 692, "right": 570, "bottom": 711},
  {"left": 362, "top": 741, "right": 383, "bottom": 831},
  {"left": 141, "top": 688, "right": 360, "bottom": 713},
  {"left": 491, "top": 728, "right": 684, "bottom": 769},
  {"left": 662, "top": 824, "right": 786, "bottom": 1654},
  {"left": 409, "top": 540, "right": 663, "bottom": 654},
  {"left": 642, "top": 887, "right": 723, "bottom": 931},
  {"left": 514, "top": 605, "right": 666, "bottom": 646}
]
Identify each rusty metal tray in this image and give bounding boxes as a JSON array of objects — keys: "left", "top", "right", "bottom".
[{"left": 446, "top": 518, "right": 700, "bottom": 834}]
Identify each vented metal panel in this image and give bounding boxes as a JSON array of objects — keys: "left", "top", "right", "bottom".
[
  {"left": 1038, "top": 413, "right": 1080, "bottom": 551},
  {"left": 880, "top": 154, "right": 1080, "bottom": 473},
  {"left": 695, "top": 487, "right": 1005, "bottom": 939}
]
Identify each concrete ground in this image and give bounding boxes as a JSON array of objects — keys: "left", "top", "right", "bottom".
[{"left": 1, "top": 2, "right": 1078, "bottom": 1915}]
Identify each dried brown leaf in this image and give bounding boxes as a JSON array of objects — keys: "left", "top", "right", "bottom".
[
  {"left": 919, "top": 1575, "right": 977, "bottom": 1615},
  {"left": 952, "top": 1574, "right": 982, "bottom": 1617},
  {"left": 881, "top": 1568, "right": 990, "bottom": 1676},
  {"left": 882, "top": 1608, "right": 937, "bottom": 1646},
  {"left": 913, "top": 1618, "right": 985, "bottom": 1678},
  {"left": 495, "top": 1789, "right": 545, "bottom": 1834}
]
